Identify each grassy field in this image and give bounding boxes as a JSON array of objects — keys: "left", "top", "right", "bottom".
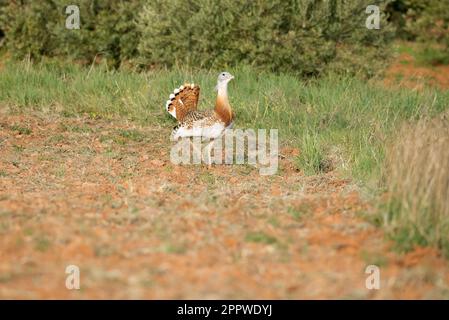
[
  {"left": 1, "top": 56, "right": 449, "bottom": 298},
  {"left": 2, "top": 58, "right": 448, "bottom": 183}
]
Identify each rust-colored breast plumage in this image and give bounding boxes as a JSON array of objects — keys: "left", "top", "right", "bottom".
[{"left": 215, "top": 95, "right": 233, "bottom": 127}]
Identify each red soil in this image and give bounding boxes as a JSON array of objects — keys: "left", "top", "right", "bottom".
[{"left": 1, "top": 113, "right": 448, "bottom": 299}]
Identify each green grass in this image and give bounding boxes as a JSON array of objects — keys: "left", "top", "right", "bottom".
[
  {"left": 99, "top": 129, "right": 147, "bottom": 145},
  {"left": 1, "top": 58, "right": 449, "bottom": 185},
  {"left": 245, "top": 231, "right": 278, "bottom": 245},
  {"left": 381, "top": 118, "right": 449, "bottom": 257},
  {"left": 287, "top": 205, "right": 312, "bottom": 221},
  {"left": 416, "top": 47, "right": 449, "bottom": 66},
  {"left": 296, "top": 132, "right": 330, "bottom": 175},
  {"left": 34, "top": 235, "right": 51, "bottom": 252},
  {"left": 397, "top": 42, "right": 449, "bottom": 66},
  {"left": 10, "top": 124, "right": 32, "bottom": 135},
  {"left": 12, "top": 144, "right": 25, "bottom": 152}
]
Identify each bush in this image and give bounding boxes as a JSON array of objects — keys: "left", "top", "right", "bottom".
[
  {"left": 382, "top": 116, "right": 449, "bottom": 256},
  {"left": 388, "top": 0, "right": 449, "bottom": 64},
  {"left": 402, "top": 0, "right": 449, "bottom": 45},
  {"left": 137, "top": 0, "right": 395, "bottom": 77},
  {"left": 1, "top": 0, "right": 394, "bottom": 77},
  {"left": 0, "top": 0, "right": 143, "bottom": 67}
]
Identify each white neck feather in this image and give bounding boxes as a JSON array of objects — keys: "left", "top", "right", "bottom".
[{"left": 216, "top": 81, "right": 228, "bottom": 98}]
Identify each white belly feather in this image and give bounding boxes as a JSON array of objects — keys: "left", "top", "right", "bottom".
[{"left": 173, "top": 122, "right": 225, "bottom": 140}]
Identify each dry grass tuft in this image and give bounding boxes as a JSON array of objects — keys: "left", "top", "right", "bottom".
[{"left": 383, "top": 115, "right": 449, "bottom": 255}]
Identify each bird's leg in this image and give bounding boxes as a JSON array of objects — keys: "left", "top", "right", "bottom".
[
  {"left": 203, "top": 139, "right": 215, "bottom": 168},
  {"left": 189, "top": 137, "right": 202, "bottom": 163},
  {"left": 207, "top": 139, "right": 215, "bottom": 168}
]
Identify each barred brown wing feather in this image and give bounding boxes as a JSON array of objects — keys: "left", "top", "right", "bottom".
[
  {"left": 165, "top": 83, "right": 200, "bottom": 122},
  {"left": 179, "top": 83, "right": 200, "bottom": 111}
]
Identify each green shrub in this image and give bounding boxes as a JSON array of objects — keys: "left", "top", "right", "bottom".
[
  {"left": 388, "top": 0, "right": 449, "bottom": 65},
  {"left": 0, "top": 0, "right": 395, "bottom": 77},
  {"left": 401, "top": 0, "right": 449, "bottom": 45},
  {"left": 0, "top": 0, "right": 143, "bottom": 67},
  {"left": 137, "top": 0, "right": 395, "bottom": 77}
]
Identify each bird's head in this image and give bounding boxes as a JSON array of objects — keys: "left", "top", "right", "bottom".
[{"left": 216, "top": 72, "right": 234, "bottom": 91}]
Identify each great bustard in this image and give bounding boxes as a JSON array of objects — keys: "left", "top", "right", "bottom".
[{"left": 165, "top": 72, "right": 235, "bottom": 165}]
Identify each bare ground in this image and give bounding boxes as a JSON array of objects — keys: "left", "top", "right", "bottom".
[
  {"left": 1, "top": 111, "right": 449, "bottom": 299},
  {"left": 384, "top": 52, "right": 449, "bottom": 90}
]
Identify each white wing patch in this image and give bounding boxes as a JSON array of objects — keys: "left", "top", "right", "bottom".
[
  {"left": 168, "top": 108, "right": 177, "bottom": 119},
  {"left": 173, "top": 122, "right": 225, "bottom": 140}
]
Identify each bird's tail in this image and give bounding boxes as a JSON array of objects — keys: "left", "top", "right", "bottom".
[{"left": 165, "top": 83, "right": 200, "bottom": 122}]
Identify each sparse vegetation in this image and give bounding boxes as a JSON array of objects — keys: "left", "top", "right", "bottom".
[
  {"left": 245, "top": 231, "right": 278, "bottom": 245},
  {"left": 10, "top": 124, "right": 32, "bottom": 135},
  {"left": 381, "top": 116, "right": 449, "bottom": 256}
]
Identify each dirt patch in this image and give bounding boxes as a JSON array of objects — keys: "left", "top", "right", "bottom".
[
  {"left": 1, "top": 112, "right": 448, "bottom": 299},
  {"left": 384, "top": 53, "right": 449, "bottom": 90}
]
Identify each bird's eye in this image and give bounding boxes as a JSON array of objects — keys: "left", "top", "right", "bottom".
[{"left": 222, "top": 73, "right": 225, "bottom": 76}]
